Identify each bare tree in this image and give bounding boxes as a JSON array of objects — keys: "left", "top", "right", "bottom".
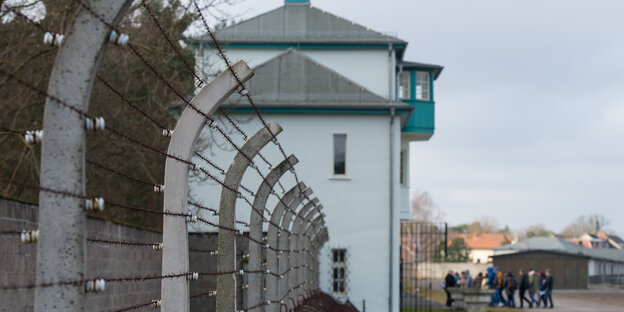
[
  {"left": 560, "top": 214, "right": 611, "bottom": 238},
  {"left": 465, "top": 216, "right": 500, "bottom": 234},
  {"left": 521, "top": 223, "right": 553, "bottom": 239},
  {"left": 0, "top": 0, "right": 239, "bottom": 230},
  {"left": 410, "top": 190, "right": 444, "bottom": 222}
]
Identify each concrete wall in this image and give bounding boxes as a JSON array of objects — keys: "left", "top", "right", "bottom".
[
  {"left": 0, "top": 197, "right": 256, "bottom": 311},
  {"left": 402, "top": 262, "right": 490, "bottom": 279},
  {"left": 0, "top": 198, "right": 38, "bottom": 312},
  {"left": 0, "top": 197, "right": 163, "bottom": 312},
  {"left": 198, "top": 47, "right": 392, "bottom": 98},
  {"left": 189, "top": 113, "right": 397, "bottom": 312},
  {"left": 188, "top": 233, "right": 249, "bottom": 311}
]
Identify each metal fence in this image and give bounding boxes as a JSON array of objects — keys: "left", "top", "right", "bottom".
[
  {"left": 0, "top": 1, "right": 329, "bottom": 311},
  {"left": 589, "top": 274, "right": 624, "bottom": 285},
  {"left": 400, "top": 221, "right": 447, "bottom": 311}
]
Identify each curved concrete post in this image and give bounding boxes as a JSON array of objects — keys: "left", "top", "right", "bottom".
[
  {"left": 292, "top": 210, "right": 325, "bottom": 301},
  {"left": 314, "top": 230, "right": 329, "bottom": 290},
  {"left": 266, "top": 182, "right": 306, "bottom": 312},
  {"left": 162, "top": 61, "right": 254, "bottom": 312},
  {"left": 248, "top": 155, "right": 298, "bottom": 309},
  {"left": 291, "top": 200, "right": 321, "bottom": 301},
  {"left": 278, "top": 188, "right": 313, "bottom": 308},
  {"left": 217, "top": 120, "right": 284, "bottom": 311},
  {"left": 35, "top": 1, "right": 133, "bottom": 311},
  {"left": 304, "top": 218, "right": 326, "bottom": 291}
]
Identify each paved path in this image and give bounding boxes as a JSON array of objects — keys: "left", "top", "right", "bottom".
[{"left": 527, "top": 290, "right": 624, "bottom": 312}]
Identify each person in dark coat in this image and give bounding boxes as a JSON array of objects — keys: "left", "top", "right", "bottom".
[
  {"left": 444, "top": 270, "right": 457, "bottom": 307},
  {"left": 543, "top": 269, "right": 554, "bottom": 308},
  {"left": 539, "top": 270, "right": 547, "bottom": 307},
  {"left": 503, "top": 272, "right": 517, "bottom": 308},
  {"left": 518, "top": 269, "right": 532, "bottom": 308}
]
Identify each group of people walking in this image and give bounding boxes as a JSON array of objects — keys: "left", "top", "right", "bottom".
[{"left": 443, "top": 267, "right": 554, "bottom": 309}]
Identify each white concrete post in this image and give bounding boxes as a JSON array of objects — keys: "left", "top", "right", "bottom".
[
  {"left": 248, "top": 155, "right": 298, "bottom": 309},
  {"left": 162, "top": 61, "right": 254, "bottom": 311},
  {"left": 35, "top": 1, "right": 132, "bottom": 311},
  {"left": 216, "top": 120, "right": 284, "bottom": 311},
  {"left": 266, "top": 182, "right": 305, "bottom": 312},
  {"left": 305, "top": 218, "right": 326, "bottom": 291},
  {"left": 278, "top": 188, "right": 313, "bottom": 308},
  {"left": 291, "top": 200, "right": 320, "bottom": 302}
]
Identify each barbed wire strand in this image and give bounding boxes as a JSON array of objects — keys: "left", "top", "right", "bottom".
[
  {"left": 191, "top": 0, "right": 304, "bottom": 191},
  {"left": 71, "top": 0, "right": 321, "bottom": 230}
]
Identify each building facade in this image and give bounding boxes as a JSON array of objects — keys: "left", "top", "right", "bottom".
[
  {"left": 450, "top": 233, "right": 511, "bottom": 263},
  {"left": 494, "top": 237, "right": 624, "bottom": 289},
  {"left": 189, "top": 1, "right": 442, "bottom": 311}
]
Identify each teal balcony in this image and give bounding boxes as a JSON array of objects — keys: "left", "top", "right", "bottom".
[
  {"left": 402, "top": 100, "right": 435, "bottom": 140},
  {"left": 397, "top": 62, "right": 442, "bottom": 141}
]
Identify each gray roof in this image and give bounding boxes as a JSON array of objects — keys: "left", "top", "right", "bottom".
[
  {"left": 399, "top": 61, "right": 444, "bottom": 79},
  {"left": 223, "top": 49, "right": 411, "bottom": 112},
  {"left": 495, "top": 237, "right": 624, "bottom": 263},
  {"left": 198, "top": 3, "right": 406, "bottom": 45}
]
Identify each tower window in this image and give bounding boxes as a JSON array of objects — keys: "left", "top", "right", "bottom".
[
  {"left": 399, "top": 71, "right": 411, "bottom": 100},
  {"left": 415, "top": 71, "right": 430, "bottom": 101}
]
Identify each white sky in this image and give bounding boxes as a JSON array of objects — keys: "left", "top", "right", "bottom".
[{"left": 215, "top": 0, "right": 624, "bottom": 235}]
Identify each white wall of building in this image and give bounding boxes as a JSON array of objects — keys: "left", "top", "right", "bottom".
[
  {"left": 187, "top": 113, "right": 398, "bottom": 311},
  {"left": 470, "top": 249, "right": 494, "bottom": 264},
  {"left": 197, "top": 46, "right": 392, "bottom": 98}
]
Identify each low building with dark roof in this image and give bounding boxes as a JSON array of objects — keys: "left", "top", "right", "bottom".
[{"left": 493, "top": 237, "right": 624, "bottom": 289}]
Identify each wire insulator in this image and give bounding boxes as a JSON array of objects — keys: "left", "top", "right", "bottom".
[
  {"left": 85, "top": 117, "right": 105, "bottom": 131},
  {"left": 20, "top": 229, "right": 39, "bottom": 243},
  {"left": 84, "top": 197, "right": 105, "bottom": 212},
  {"left": 151, "top": 299, "right": 161, "bottom": 308},
  {"left": 109, "top": 30, "right": 129, "bottom": 46},
  {"left": 23, "top": 130, "right": 43, "bottom": 145},
  {"left": 43, "top": 32, "right": 64, "bottom": 47},
  {"left": 153, "top": 184, "right": 164, "bottom": 193},
  {"left": 85, "top": 278, "right": 106, "bottom": 293},
  {"left": 186, "top": 272, "right": 199, "bottom": 280}
]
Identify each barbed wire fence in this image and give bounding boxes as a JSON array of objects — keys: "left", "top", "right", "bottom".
[{"left": 0, "top": 1, "right": 330, "bottom": 311}]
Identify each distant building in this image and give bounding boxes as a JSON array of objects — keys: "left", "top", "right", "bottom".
[
  {"left": 450, "top": 233, "right": 510, "bottom": 264},
  {"left": 568, "top": 232, "right": 624, "bottom": 249},
  {"left": 493, "top": 237, "right": 624, "bottom": 288}
]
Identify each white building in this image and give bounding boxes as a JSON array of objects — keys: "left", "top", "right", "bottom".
[{"left": 188, "top": 1, "right": 442, "bottom": 311}]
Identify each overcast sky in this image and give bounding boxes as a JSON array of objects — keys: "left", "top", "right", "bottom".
[{"left": 217, "top": 0, "right": 624, "bottom": 235}]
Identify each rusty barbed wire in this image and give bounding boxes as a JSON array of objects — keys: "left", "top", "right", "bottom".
[
  {"left": 86, "top": 159, "right": 161, "bottom": 188},
  {"left": 74, "top": 0, "right": 323, "bottom": 233},
  {"left": 191, "top": 0, "right": 304, "bottom": 189},
  {"left": 86, "top": 237, "right": 160, "bottom": 248},
  {"left": 95, "top": 75, "right": 170, "bottom": 131}
]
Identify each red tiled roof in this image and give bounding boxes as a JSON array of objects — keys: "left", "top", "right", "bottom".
[{"left": 451, "top": 233, "right": 510, "bottom": 249}]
